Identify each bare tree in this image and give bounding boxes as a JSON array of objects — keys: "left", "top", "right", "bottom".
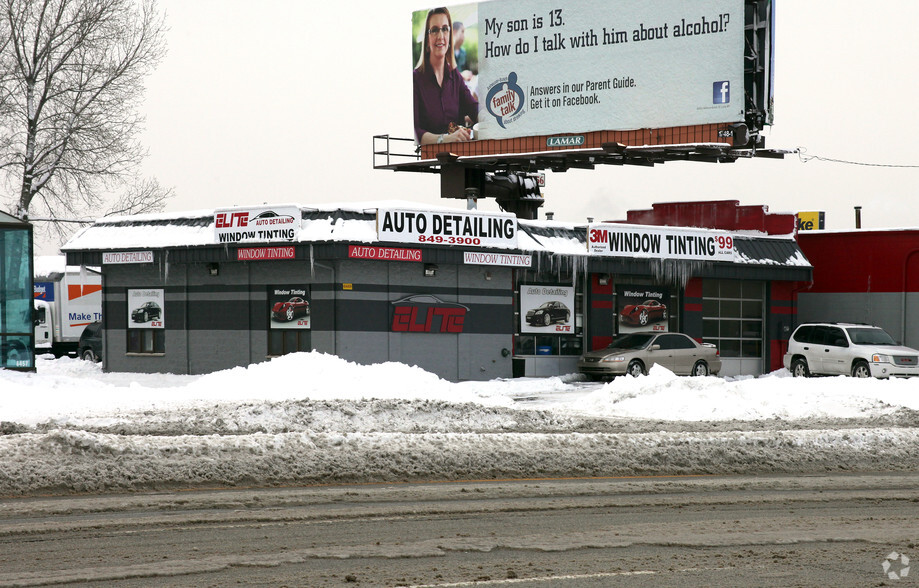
[{"left": 0, "top": 0, "right": 169, "bottom": 223}]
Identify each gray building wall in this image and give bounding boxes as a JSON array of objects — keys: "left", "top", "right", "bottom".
[
  {"left": 796, "top": 292, "right": 919, "bottom": 348},
  {"left": 101, "top": 257, "right": 514, "bottom": 381}
]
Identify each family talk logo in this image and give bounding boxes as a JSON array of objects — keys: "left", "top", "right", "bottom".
[{"left": 882, "top": 551, "right": 910, "bottom": 580}]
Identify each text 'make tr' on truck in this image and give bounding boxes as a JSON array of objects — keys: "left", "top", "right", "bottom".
[{"left": 33, "top": 256, "right": 102, "bottom": 357}]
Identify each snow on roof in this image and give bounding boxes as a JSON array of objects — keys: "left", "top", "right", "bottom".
[
  {"left": 61, "top": 201, "right": 808, "bottom": 267},
  {"left": 33, "top": 255, "right": 67, "bottom": 277}
]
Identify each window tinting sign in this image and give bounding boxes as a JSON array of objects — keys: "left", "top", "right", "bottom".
[
  {"left": 270, "top": 286, "right": 311, "bottom": 329},
  {"left": 617, "top": 286, "right": 669, "bottom": 333}
]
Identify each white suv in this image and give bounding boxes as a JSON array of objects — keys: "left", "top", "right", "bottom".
[{"left": 783, "top": 323, "right": 919, "bottom": 378}]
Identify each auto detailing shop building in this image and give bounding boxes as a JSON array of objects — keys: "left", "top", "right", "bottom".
[{"left": 61, "top": 199, "right": 811, "bottom": 380}]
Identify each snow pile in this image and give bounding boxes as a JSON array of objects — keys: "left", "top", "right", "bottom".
[{"left": 1, "top": 354, "right": 918, "bottom": 495}]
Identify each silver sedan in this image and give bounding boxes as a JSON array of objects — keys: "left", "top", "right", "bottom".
[{"left": 578, "top": 332, "right": 721, "bottom": 380}]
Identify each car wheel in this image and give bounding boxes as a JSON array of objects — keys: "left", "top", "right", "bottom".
[
  {"left": 564, "top": 312, "right": 570, "bottom": 323},
  {"left": 851, "top": 360, "right": 871, "bottom": 378},
  {"left": 627, "top": 359, "right": 645, "bottom": 377},
  {"left": 692, "top": 360, "right": 709, "bottom": 377},
  {"left": 791, "top": 358, "right": 810, "bottom": 378},
  {"left": 639, "top": 310, "right": 649, "bottom": 325},
  {"left": 286, "top": 307, "right": 294, "bottom": 321},
  {"left": 81, "top": 348, "right": 98, "bottom": 362},
  {"left": 543, "top": 314, "right": 551, "bottom": 326}
]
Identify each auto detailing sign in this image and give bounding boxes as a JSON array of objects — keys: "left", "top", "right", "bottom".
[
  {"left": 391, "top": 295, "right": 469, "bottom": 333},
  {"left": 588, "top": 223, "right": 735, "bottom": 262},
  {"left": 377, "top": 209, "right": 517, "bottom": 248},
  {"left": 103, "top": 251, "right": 154, "bottom": 264},
  {"left": 128, "top": 288, "right": 164, "bottom": 329},
  {"left": 412, "top": 0, "right": 744, "bottom": 142},
  {"left": 348, "top": 245, "right": 423, "bottom": 262},
  {"left": 520, "top": 285, "right": 575, "bottom": 334},
  {"left": 214, "top": 205, "right": 300, "bottom": 244}
]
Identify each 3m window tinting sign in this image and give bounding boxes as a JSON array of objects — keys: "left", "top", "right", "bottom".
[
  {"left": 270, "top": 286, "right": 311, "bottom": 329},
  {"left": 588, "top": 223, "right": 735, "bottom": 261}
]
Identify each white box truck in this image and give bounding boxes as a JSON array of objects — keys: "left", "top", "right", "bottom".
[{"left": 33, "top": 256, "right": 102, "bottom": 357}]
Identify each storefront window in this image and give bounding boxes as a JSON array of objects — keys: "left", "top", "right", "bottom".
[{"left": 127, "top": 329, "right": 165, "bottom": 354}]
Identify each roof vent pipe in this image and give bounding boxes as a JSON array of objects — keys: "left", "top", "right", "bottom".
[
  {"left": 854, "top": 206, "right": 862, "bottom": 229},
  {"left": 545, "top": 212, "right": 554, "bottom": 220}
]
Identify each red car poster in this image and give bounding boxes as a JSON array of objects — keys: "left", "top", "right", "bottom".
[
  {"left": 617, "top": 286, "right": 669, "bottom": 333},
  {"left": 270, "top": 286, "right": 311, "bottom": 329}
]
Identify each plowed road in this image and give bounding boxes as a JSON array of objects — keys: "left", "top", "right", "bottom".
[{"left": 0, "top": 473, "right": 916, "bottom": 587}]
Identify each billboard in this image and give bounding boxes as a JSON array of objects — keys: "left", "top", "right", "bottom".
[{"left": 412, "top": 0, "right": 745, "bottom": 145}]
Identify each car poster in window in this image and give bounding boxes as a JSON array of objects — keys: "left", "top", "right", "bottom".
[
  {"left": 520, "top": 285, "right": 574, "bottom": 334},
  {"left": 617, "top": 286, "right": 669, "bottom": 333},
  {"left": 128, "top": 289, "right": 164, "bottom": 329},
  {"left": 270, "top": 286, "right": 311, "bottom": 329}
]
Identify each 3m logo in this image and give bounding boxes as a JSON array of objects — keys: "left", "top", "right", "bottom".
[
  {"left": 713, "top": 81, "right": 730, "bottom": 104},
  {"left": 390, "top": 295, "right": 469, "bottom": 334}
]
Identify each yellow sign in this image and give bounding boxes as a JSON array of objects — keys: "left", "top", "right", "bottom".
[
  {"left": 342, "top": 283, "right": 353, "bottom": 290},
  {"left": 796, "top": 211, "right": 825, "bottom": 231}
]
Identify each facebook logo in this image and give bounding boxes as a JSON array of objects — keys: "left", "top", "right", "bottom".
[{"left": 713, "top": 81, "right": 730, "bottom": 104}]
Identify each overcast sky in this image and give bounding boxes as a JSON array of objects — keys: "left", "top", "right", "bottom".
[{"left": 136, "top": 0, "right": 919, "bottom": 233}]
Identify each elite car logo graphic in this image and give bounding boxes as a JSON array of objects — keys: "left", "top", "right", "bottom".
[
  {"left": 485, "top": 72, "right": 525, "bottom": 129},
  {"left": 713, "top": 81, "right": 730, "bottom": 104},
  {"left": 391, "top": 295, "right": 469, "bottom": 333}
]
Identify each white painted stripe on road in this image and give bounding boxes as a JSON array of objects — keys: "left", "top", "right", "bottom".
[{"left": 406, "top": 567, "right": 732, "bottom": 587}]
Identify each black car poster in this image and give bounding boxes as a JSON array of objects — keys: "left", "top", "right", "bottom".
[
  {"left": 128, "top": 288, "right": 164, "bottom": 329},
  {"left": 617, "top": 286, "right": 669, "bottom": 333},
  {"left": 520, "top": 285, "right": 574, "bottom": 334},
  {"left": 270, "top": 286, "right": 311, "bottom": 329}
]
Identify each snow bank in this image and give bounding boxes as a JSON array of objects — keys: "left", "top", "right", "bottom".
[{"left": 1, "top": 354, "right": 918, "bottom": 495}]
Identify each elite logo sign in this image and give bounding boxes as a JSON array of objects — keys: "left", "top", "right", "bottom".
[
  {"left": 391, "top": 295, "right": 469, "bottom": 334},
  {"left": 214, "top": 206, "right": 300, "bottom": 244}
]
